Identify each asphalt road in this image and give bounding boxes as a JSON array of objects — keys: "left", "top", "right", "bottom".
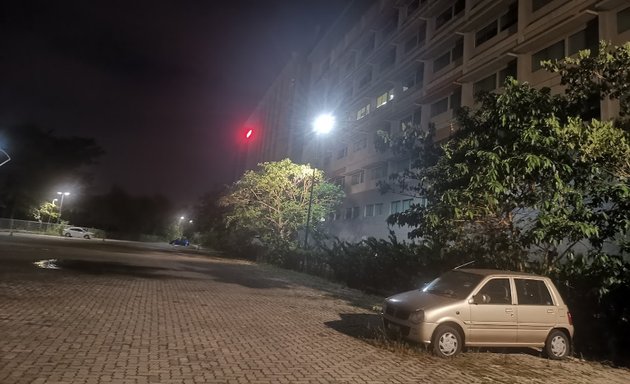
[{"left": 0, "top": 233, "right": 628, "bottom": 384}]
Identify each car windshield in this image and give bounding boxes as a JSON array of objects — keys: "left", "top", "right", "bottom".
[{"left": 422, "top": 271, "right": 483, "bottom": 299}]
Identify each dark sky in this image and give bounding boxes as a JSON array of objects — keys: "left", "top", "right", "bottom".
[{"left": 0, "top": 0, "right": 352, "bottom": 204}]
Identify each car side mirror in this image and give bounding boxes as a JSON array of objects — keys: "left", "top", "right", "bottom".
[{"left": 470, "top": 293, "right": 491, "bottom": 304}]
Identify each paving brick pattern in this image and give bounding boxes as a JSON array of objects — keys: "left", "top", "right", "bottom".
[{"left": 0, "top": 237, "right": 628, "bottom": 383}]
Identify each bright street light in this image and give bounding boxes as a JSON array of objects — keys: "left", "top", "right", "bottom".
[
  {"left": 56, "top": 191, "right": 70, "bottom": 223},
  {"left": 313, "top": 113, "right": 335, "bottom": 135},
  {"left": 304, "top": 113, "right": 335, "bottom": 250}
]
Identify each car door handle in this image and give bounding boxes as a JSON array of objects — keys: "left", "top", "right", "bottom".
[
  {"left": 505, "top": 308, "right": 513, "bottom": 313},
  {"left": 547, "top": 309, "right": 555, "bottom": 313}
]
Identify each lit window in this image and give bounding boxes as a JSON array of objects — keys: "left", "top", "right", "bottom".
[
  {"left": 356, "top": 103, "right": 371, "bottom": 120},
  {"left": 377, "top": 88, "right": 394, "bottom": 108}
]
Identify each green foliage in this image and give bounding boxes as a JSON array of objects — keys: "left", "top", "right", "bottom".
[
  {"left": 220, "top": 159, "right": 344, "bottom": 250},
  {"left": 30, "top": 201, "right": 59, "bottom": 223},
  {"left": 382, "top": 42, "right": 630, "bottom": 273}
]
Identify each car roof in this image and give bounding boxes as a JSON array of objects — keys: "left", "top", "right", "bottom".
[{"left": 456, "top": 268, "right": 544, "bottom": 278}]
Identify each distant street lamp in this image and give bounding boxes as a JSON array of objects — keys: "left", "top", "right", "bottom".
[
  {"left": 56, "top": 191, "right": 70, "bottom": 223},
  {"left": 303, "top": 113, "right": 335, "bottom": 249}
]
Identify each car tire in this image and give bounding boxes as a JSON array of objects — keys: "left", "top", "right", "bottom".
[
  {"left": 545, "top": 329, "right": 570, "bottom": 360},
  {"left": 84, "top": 235, "right": 90, "bottom": 239},
  {"left": 64, "top": 233, "right": 71, "bottom": 237},
  {"left": 432, "top": 325, "right": 462, "bottom": 358}
]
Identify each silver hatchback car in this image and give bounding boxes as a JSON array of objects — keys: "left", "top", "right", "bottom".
[{"left": 382, "top": 269, "right": 574, "bottom": 359}]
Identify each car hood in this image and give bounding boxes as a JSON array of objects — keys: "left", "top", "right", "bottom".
[{"left": 386, "top": 289, "right": 458, "bottom": 311}]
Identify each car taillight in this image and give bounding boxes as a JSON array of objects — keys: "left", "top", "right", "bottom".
[{"left": 567, "top": 311, "right": 573, "bottom": 326}]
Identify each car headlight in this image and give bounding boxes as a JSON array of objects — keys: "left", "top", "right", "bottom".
[{"left": 409, "top": 310, "right": 424, "bottom": 324}]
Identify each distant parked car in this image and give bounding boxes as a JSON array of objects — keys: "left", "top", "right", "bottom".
[
  {"left": 63, "top": 227, "right": 94, "bottom": 239},
  {"left": 169, "top": 238, "right": 189, "bottom": 246},
  {"left": 382, "top": 269, "right": 574, "bottom": 359}
]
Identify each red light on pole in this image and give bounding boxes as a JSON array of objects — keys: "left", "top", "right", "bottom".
[{"left": 245, "top": 128, "right": 253, "bottom": 140}]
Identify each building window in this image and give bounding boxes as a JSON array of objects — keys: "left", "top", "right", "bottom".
[
  {"left": 370, "top": 165, "right": 387, "bottom": 180},
  {"left": 382, "top": 13, "right": 399, "bottom": 39},
  {"left": 359, "top": 69, "right": 373, "bottom": 89},
  {"left": 390, "top": 200, "right": 402, "bottom": 214},
  {"left": 474, "top": 74, "right": 496, "bottom": 95},
  {"left": 350, "top": 170, "right": 365, "bottom": 185},
  {"left": 380, "top": 48, "right": 397, "bottom": 73},
  {"left": 352, "top": 137, "right": 367, "bottom": 152},
  {"left": 532, "top": 0, "right": 549, "bottom": 12},
  {"left": 391, "top": 158, "right": 411, "bottom": 174},
  {"left": 476, "top": 1, "right": 518, "bottom": 46},
  {"left": 450, "top": 87, "right": 461, "bottom": 111},
  {"left": 402, "top": 199, "right": 413, "bottom": 211},
  {"left": 356, "top": 103, "right": 371, "bottom": 120},
  {"left": 404, "top": 23, "right": 427, "bottom": 54},
  {"left": 532, "top": 20, "right": 598, "bottom": 72},
  {"left": 352, "top": 206, "right": 360, "bottom": 219},
  {"left": 345, "top": 53, "right": 356, "bottom": 74},
  {"left": 568, "top": 20, "right": 598, "bottom": 56},
  {"left": 618, "top": 6, "right": 630, "bottom": 33},
  {"left": 402, "top": 64, "right": 424, "bottom": 92},
  {"left": 333, "top": 176, "right": 345, "bottom": 187},
  {"left": 532, "top": 40, "right": 565, "bottom": 71},
  {"left": 431, "top": 97, "right": 449, "bottom": 117},
  {"left": 365, "top": 203, "right": 384, "bottom": 217},
  {"left": 345, "top": 208, "right": 352, "bottom": 220},
  {"left": 435, "top": 0, "right": 465, "bottom": 30},
  {"left": 377, "top": 88, "right": 395, "bottom": 108},
  {"left": 433, "top": 38, "right": 463, "bottom": 73},
  {"left": 498, "top": 60, "right": 517, "bottom": 86},
  {"left": 361, "top": 33, "right": 376, "bottom": 60},
  {"left": 337, "top": 145, "right": 348, "bottom": 159},
  {"left": 473, "top": 60, "right": 517, "bottom": 95}
]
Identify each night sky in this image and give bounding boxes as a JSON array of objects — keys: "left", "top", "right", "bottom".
[{"left": 1, "top": 0, "right": 352, "bottom": 204}]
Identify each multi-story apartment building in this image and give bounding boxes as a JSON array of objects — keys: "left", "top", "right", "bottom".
[{"left": 246, "top": 0, "right": 630, "bottom": 243}]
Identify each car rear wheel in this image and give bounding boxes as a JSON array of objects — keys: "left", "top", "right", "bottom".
[
  {"left": 432, "top": 325, "right": 462, "bottom": 358},
  {"left": 64, "top": 233, "right": 71, "bottom": 237},
  {"left": 545, "top": 330, "right": 570, "bottom": 359},
  {"left": 84, "top": 235, "right": 90, "bottom": 239}
]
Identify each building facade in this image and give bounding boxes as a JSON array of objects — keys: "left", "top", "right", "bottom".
[{"left": 247, "top": 0, "right": 630, "bottom": 243}]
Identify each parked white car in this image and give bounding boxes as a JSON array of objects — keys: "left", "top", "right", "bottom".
[{"left": 63, "top": 227, "right": 94, "bottom": 239}]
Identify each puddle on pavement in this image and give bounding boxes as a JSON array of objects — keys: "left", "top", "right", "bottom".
[
  {"left": 32, "top": 258, "right": 174, "bottom": 279},
  {"left": 33, "top": 259, "right": 61, "bottom": 269}
]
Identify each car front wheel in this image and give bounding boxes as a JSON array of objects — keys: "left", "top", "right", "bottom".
[
  {"left": 84, "top": 235, "right": 90, "bottom": 239},
  {"left": 64, "top": 233, "right": 71, "bottom": 237},
  {"left": 432, "top": 325, "right": 462, "bottom": 358},
  {"left": 545, "top": 330, "right": 570, "bottom": 359}
]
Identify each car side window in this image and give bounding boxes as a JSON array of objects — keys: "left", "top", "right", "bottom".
[
  {"left": 515, "top": 279, "right": 553, "bottom": 305},
  {"left": 477, "top": 278, "right": 511, "bottom": 304}
]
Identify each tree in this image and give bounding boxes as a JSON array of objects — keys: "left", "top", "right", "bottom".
[
  {"left": 30, "top": 201, "right": 59, "bottom": 223},
  {"left": 220, "top": 159, "right": 344, "bottom": 249},
  {"left": 383, "top": 42, "right": 630, "bottom": 272}
]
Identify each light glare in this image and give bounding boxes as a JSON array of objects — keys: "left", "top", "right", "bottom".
[{"left": 313, "top": 114, "right": 335, "bottom": 135}]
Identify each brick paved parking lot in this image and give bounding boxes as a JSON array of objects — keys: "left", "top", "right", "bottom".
[{"left": 0, "top": 233, "right": 628, "bottom": 384}]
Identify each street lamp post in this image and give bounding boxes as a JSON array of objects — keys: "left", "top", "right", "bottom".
[
  {"left": 56, "top": 191, "right": 70, "bottom": 223},
  {"left": 303, "top": 113, "right": 335, "bottom": 249}
]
